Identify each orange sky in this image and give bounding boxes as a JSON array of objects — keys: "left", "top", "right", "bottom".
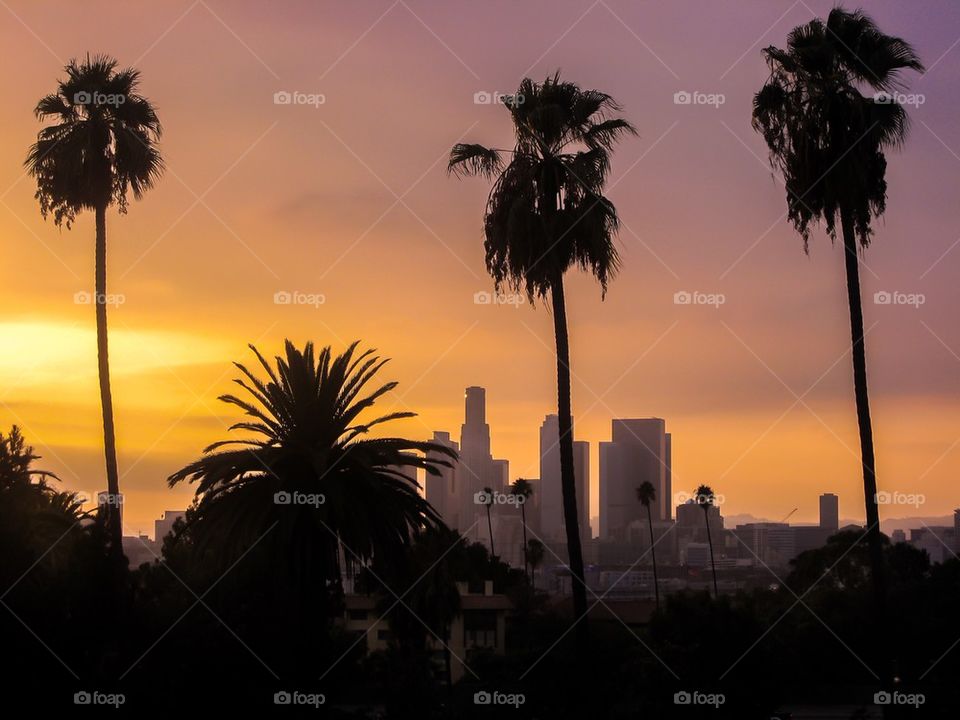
[{"left": 1, "top": 1, "right": 959, "bottom": 536}]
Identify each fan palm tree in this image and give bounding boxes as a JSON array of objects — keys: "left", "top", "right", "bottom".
[
  {"left": 481, "top": 486, "right": 496, "bottom": 558},
  {"left": 695, "top": 484, "right": 719, "bottom": 599},
  {"left": 26, "top": 55, "right": 163, "bottom": 556},
  {"left": 752, "top": 8, "right": 922, "bottom": 611},
  {"left": 636, "top": 481, "right": 660, "bottom": 610},
  {"left": 510, "top": 478, "right": 534, "bottom": 581},
  {"left": 449, "top": 73, "right": 635, "bottom": 647},
  {"left": 168, "top": 340, "right": 456, "bottom": 616}
]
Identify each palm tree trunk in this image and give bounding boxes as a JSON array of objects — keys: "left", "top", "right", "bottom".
[
  {"left": 520, "top": 503, "right": 529, "bottom": 582},
  {"left": 840, "top": 210, "right": 886, "bottom": 614},
  {"left": 646, "top": 503, "right": 660, "bottom": 611},
  {"left": 704, "top": 510, "right": 718, "bottom": 598},
  {"left": 550, "top": 272, "right": 589, "bottom": 650},
  {"left": 95, "top": 203, "right": 123, "bottom": 558},
  {"left": 486, "top": 505, "right": 495, "bottom": 559}
]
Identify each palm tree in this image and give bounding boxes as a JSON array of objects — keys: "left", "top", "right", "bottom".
[
  {"left": 510, "top": 478, "right": 534, "bottom": 581},
  {"left": 636, "top": 480, "right": 660, "bottom": 610},
  {"left": 168, "top": 340, "right": 456, "bottom": 616},
  {"left": 481, "top": 486, "right": 496, "bottom": 558},
  {"left": 26, "top": 55, "right": 164, "bottom": 557},
  {"left": 752, "top": 8, "right": 923, "bottom": 611},
  {"left": 695, "top": 484, "right": 719, "bottom": 599},
  {"left": 525, "top": 538, "right": 545, "bottom": 591},
  {"left": 756, "top": 24, "right": 924, "bottom": 705},
  {"left": 450, "top": 74, "right": 635, "bottom": 647}
]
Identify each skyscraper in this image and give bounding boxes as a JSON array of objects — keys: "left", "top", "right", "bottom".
[
  {"left": 819, "top": 493, "right": 839, "bottom": 532},
  {"left": 538, "top": 414, "right": 590, "bottom": 546},
  {"left": 599, "top": 418, "right": 671, "bottom": 540},
  {"left": 425, "top": 431, "right": 459, "bottom": 527},
  {"left": 456, "top": 386, "right": 508, "bottom": 542}
]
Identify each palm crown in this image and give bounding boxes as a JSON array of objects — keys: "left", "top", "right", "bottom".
[
  {"left": 25, "top": 54, "right": 163, "bottom": 227},
  {"left": 752, "top": 8, "right": 923, "bottom": 247},
  {"left": 449, "top": 73, "right": 635, "bottom": 300},
  {"left": 169, "top": 341, "right": 455, "bottom": 574},
  {"left": 636, "top": 480, "right": 656, "bottom": 507}
]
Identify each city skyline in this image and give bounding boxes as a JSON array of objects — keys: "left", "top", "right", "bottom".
[{"left": 1, "top": 1, "right": 958, "bottom": 535}]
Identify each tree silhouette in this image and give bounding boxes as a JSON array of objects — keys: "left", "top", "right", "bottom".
[
  {"left": 510, "top": 478, "right": 534, "bottom": 581},
  {"left": 450, "top": 73, "right": 635, "bottom": 650},
  {"left": 752, "top": 7, "right": 923, "bottom": 613},
  {"left": 636, "top": 480, "right": 660, "bottom": 611},
  {"left": 695, "top": 484, "right": 719, "bottom": 598},
  {"left": 526, "top": 538, "right": 545, "bottom": 591},
  {"left": 26, "top": 55, "right": 164, "bottom": 556},
  {"left": 481, "top": 486, "right": 496, "bottom": 558},
  {"left": 168, "top": 340, "right": 456, "bottom": 619}
]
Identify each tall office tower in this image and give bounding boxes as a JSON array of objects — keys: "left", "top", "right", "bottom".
[
  {"left": 456, "top": 386, "right": 508, "bottom": 541},
  {"left": 599, "top": 418, "right": 671, "bottom": 540},
  {"left": 538, "top": 414, "right": 590, "bottom": 545},
  {"left": 819, "top": 493, "right": 839, "bottom": 532},
  {"left": 425, "top": 431, "right": 459, "bottom": 527}
]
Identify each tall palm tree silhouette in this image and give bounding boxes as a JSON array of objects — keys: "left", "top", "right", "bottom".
[
  {"left": 752, "top": 8, "right": 923, "bottom": 610},
  {"left": 526, "top": 538, "right": 545, "bottom": 591},
  {"left": 481, "top": 486, "right": 496, "bottom": 558},
  {"left": 695, "top": 484, "right": 719, "bottom": 599},
  {"left": 26, "top": 55, "right": 163, "bottom": 556},
  {"left": 169, "top": 341, "right": 456, "bottom": 613},
  {"left": 450, "top": 74, "right": 635, "bottom": 647},
  {"left": 636, "top": 481, "right": 660, "bottom": 611},
  {"left": 510, "top": 478, "right": 534, "bottom": 581}
]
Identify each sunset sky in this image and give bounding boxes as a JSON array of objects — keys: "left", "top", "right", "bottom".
[{"left": 2, "top": 0, "right": 959, "bottom": 536}]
